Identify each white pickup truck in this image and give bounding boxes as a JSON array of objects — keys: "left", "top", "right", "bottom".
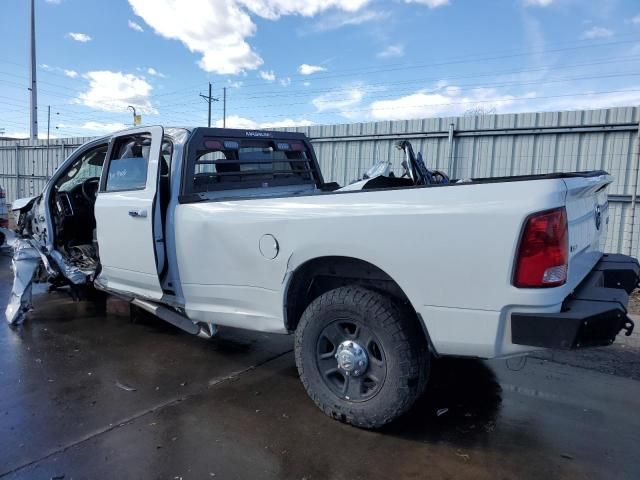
[{"left": 6, "top": 126, "right": 638, "bottom": 428}]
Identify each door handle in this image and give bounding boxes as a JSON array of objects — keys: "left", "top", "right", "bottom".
[{"left": 128, "top": 209, "right": 147, "bottom": 218}]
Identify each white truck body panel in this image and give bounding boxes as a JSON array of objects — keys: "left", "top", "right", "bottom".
[{"left": 174, "top": 174, "right": 611, "bottom": 358}]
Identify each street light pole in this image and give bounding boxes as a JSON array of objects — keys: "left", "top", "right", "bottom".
[{"left": 128, "top": 105, "right": 137, "bottom": 126}]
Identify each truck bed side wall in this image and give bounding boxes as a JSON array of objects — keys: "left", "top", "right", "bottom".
[{"left": 174, "top": 179, "right": 587, "bottom": 357}]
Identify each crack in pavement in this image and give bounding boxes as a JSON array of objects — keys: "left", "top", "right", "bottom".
[{"left": 0, "top": 349, "right": 293, "bottom": 478}]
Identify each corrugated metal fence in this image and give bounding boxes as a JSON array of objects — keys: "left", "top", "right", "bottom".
[{"left": 2, "top": 107, "right": 640, "bottom": 256}]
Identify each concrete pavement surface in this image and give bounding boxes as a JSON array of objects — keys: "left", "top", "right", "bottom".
[{"left": 0, "top": 255, "right": 639, "bottom": 480}]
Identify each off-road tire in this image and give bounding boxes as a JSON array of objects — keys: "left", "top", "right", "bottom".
[{"left": 294, "top": 286, "right": 429, "bottom": 429}]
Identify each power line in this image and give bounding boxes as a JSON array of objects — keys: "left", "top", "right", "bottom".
[
  {"left": 152, "top": 54, "right": 640, "bottom": 109},
  {"left": 154, "top": 72, "right": 640, "bottom": 117},
  {"left": 163, "top": 88, "right": 640, "bottom": 122}
]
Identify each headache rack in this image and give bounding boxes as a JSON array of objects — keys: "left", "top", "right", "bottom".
[{"left": 182, "top": 127, "right": 323, "bottom": 196}]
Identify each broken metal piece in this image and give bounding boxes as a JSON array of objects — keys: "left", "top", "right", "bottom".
[
  {"left": 50, "top": 250, "right": 89, "bottom": 285},
  {"left": 5, "top": 238, "right": 42, "bottom": 326}
]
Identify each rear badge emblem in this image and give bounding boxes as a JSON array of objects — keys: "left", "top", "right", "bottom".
[{"left": 594, "top": 205, "right": 601, "bottom": 230}]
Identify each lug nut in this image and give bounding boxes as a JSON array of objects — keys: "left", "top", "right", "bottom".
[{"left": 358, "top": 361, "right": 364, "bottom": 367}]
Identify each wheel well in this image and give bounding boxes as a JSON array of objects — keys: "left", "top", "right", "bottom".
[{"left": 284, "top": 256, "right": 416, "bottom": 332}]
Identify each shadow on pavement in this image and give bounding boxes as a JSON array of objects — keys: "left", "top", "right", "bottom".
[{"left": 383, "top": 358, "right": 502, "bottom": 443}]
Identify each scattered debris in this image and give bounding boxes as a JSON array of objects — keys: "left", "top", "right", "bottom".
[
  {"left": 561, "top": 453, "right": 574, "bottom": 460},
  {"left": 115, "top": 381, "right": 137, "bottom": 392},
  {"left": 50, "top": 475, "right": 65, "bottom": 480},
  {"left": 455, "top": 451, "right": 470, "bottom": 461},
  {"left": 436, "top": 408, "right": 449, "bottom": 417}
]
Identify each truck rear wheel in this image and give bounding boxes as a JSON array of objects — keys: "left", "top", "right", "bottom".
[{"left": 294, "top": 286, "right": 429, "bottom": 428}]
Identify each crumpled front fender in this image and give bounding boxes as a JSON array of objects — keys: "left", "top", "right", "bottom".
[{"left": 5, "top": 236, "right": 42, "bottom": 326}]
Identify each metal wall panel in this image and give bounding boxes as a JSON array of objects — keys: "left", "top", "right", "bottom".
[{"left": 1, "top": 107, "right": 639, "bottom": 258}]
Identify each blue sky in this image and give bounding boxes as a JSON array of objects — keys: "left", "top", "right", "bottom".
[{"left": 1, "top": 0, "right": 640, "bottom": 138}]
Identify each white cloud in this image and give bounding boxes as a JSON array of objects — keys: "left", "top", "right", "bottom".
[
  {"left": 631, "top": 14, "right": 640, "bottom": 25},
  {"left": 67, "top": 32, "right": 92, "bottom": 42},
  {"left": 534, "top": 88, "right": 640, "bottom": 112},
  {"left": 79, "top": 121, "right": 128, "bottom": 133},
  {"left": 581, "top": 26, "right": 613, "bottom": 39},
  {"left": 279, "top": 77, "right": 291, "bottom": 86},
  {"left": 45, "top": 0, "right": 62, "bottom": 4},
  {"left": 261, "top": 118, "right": 315, "bottom": 128},
  {"left": 41, "top": 64, "right": 80, "bottom": 78},
  {"left": 312, "top": 85, "right": 366, "bottom": 118},
  {"left": 303, "top": 81, "right": 311, "bottom": 87},
  {"left": 523, "top": 0, "right": 553, "bottom": 6},
  {"left": 76, "top": 71, "right": 156, "bottom": 114},
  {"left": 404, "top": 0, "right": 449, "bottom": 8},
  {"left": 1, "top": 131, "right": 28, "bottom": 139},
  {"left": 128, "top": 20, "right": 144, "bottom": 32},
  {"left": 127, "top": 0, "right": 371, "bottom": 75},
  {"left": 227, "top": 79, "right": 243, "bottom": 88},
  {"left": 309, "top": 9, "right": 387, "bottom": 32},
  {"left": 236, "top": 0, "right": 370, "bottom": 19},
  {"left": 147, "top": 67, "right": 166, "bottom": 77},
  {"left": 377, "top": 44, "right": 404, "bottom": 58},
  {"left": 299, "top": 64, "right": 327, "bottom": 75},
  {"left": 215, "top": 115, "right": 314, "bottom": 129},
  {"left": 259, "top": 70, "right": 276, "bottom": 81},
  {"left": 368, "top": 83, "right": 530, "bottom": 121}
]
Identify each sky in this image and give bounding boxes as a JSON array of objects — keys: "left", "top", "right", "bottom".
[{"left": 1, "top": 0, "right": 640, "bottom": 138}]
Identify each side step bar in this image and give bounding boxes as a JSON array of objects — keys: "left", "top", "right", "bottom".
[{"left": 131, "top": 298, "right": 217, "bottom": 339}]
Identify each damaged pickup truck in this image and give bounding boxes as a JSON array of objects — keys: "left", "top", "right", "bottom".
[{"left": 6, "top": 126, "right": 638, "bottom": 428}]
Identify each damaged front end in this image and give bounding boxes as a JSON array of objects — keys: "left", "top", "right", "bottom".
[
  {"left": 3, "top": 199, "right": 94, "bottom": 326},
  {"left": 5, "top": 236, "right": 42, "bottom": 326}
]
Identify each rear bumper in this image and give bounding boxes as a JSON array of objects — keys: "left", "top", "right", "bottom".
[{"left": 511, "top": 254, "right": 638, "bottom": 349}]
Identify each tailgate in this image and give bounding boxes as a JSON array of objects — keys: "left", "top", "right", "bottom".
[{"left": 563, "top": 173, "right": 613, "bottom": 290}]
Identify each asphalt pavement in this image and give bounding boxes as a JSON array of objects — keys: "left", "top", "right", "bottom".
[{"left": 0, "top": 255, "right": 639, "bottom": 480}]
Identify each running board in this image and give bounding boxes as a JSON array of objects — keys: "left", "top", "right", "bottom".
[{"left": 131, "top": 298, "right": 217, "bottom": 339}]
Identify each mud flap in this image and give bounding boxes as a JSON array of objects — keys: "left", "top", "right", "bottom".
[{"left": 5, "top": 238, "right": 42, "bottom": 326}]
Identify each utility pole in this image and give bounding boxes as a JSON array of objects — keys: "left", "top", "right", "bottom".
[
  {"left": 29, "top": 0, "right": 38, "bottom": 140},
  {"left": 199, "top": 82, "right": 219, "bottom": 128},
  {"left": 46, "top": 106, "right": 51, "bottom": 177},
  {"left": 223, "top": 87, "right": 227, "bottom": 128}
]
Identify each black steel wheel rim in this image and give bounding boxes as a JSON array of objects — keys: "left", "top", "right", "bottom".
[{"left": 315, "top": 318, "right": 387, "bottom": 402}]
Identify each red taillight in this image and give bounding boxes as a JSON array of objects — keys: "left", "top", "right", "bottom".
[{"left": 514, "top": 207, "right": 568, "bottom": 288}]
